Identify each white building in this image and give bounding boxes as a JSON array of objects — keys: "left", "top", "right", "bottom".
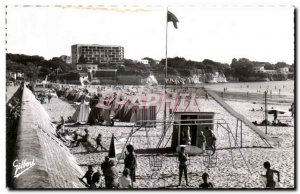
[
  {"left": 7, "top": 71, "right": 24, "bottom": 80},
  {"left": 71, "top": 44, "right": 124, "bottom": 65},
  {"left": 140, "top": 59, "right": 149, "bottom": 65},
  {"left": 253, "top": 64, "right": 290, "bottom": 75},
  {"left": 277, "top": 67, "right": 289, "bottom": 73},
  {"left": 77, "top": 64, "right": 98, "bottom": 72},
  {"left": 253, "top": 65, "right": 265, "bottom": 73}
]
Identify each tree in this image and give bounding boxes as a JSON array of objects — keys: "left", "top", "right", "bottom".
[
  {"left": 264, "top": 63, "right": 274, "bottom": 70},
  {"left": 230, "top": 58, "right": 254, "bottom": 81},
  {"left": 142, "top": 57, "right": 156, "bottom": 66},
  {"left": 275, "top": 62, "right": 289, "bottom": 69}
]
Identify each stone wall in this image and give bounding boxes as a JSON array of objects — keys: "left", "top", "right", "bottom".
[{"left": 10, "top": 86, "right": 85, "bottom": 189}]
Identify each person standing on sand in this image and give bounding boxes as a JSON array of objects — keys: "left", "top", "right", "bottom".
[
  {"left": 106, "top": 160, "right": 119, "bottom": 189},
  {"left": 91, "top": 169, "right": 101, "bottom": 188},
  {"left": 118, "top": 168, "right": 132, "bottom": 188},
  {"left": 211, "top": 130, "right": 217, "bottom": 155},
  {"left": 124, "top": 144, "right": 137, "bottom": 184},
  {"left": 101, "top": 156, "right": 110, "bottom": 188},
  {"left": 205, "top": 93, "right": 209, "bottom": 101},
  {"left": 178, "top": 147, "right": 189, "bottom": 186},
  {"left": 47, "top": 94, "right": 52, "bottom": 103},
  {"left": 199, "top": 173, "right": 213, "bottom": 188},
  {"left": 272, "top": 109, "right": 278, "bottom": 122},
  {"left": 199, "top": 131, "right": 206, "bottom": 152},
  {"left": 80, "top": 165, "right": 94, "bottom": 187},
  {"left": 60, "top": 116, "right": 65, "bottom": 131},
  {"left": 291, "top": 102, "right": 295, "bottom": 117},
  {"left": 261, "top": 161, "right": 280, "bottom": 188},
  {"left": 185, "top": 126, "right": 191, "bottom": 145}
]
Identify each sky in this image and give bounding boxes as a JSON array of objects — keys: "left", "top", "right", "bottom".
[{"left": 6, "top": 5, "right": 294, "bottom": 64}]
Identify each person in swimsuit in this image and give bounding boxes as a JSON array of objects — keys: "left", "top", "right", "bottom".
[{"left": 261, "top": 161, "right": 280, "bottom": 188}]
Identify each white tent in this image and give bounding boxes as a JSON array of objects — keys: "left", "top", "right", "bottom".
[{"left": 71, "top": 99, "right": 90, "bottom": 124}]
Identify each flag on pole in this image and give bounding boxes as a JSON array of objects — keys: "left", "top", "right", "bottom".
[{"left": 167, "top": 11, "right": 179, "bottom": 29}]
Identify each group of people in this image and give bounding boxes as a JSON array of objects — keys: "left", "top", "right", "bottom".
[
  {"left": 56, "top": 118, "right": 107, "bottom": 152},
  {"left": 252, "top": 120, "right": 289, "bottom": 127},
  {"left": 7, "top": 97, "right": 21, "bottom": 120},
  {"left": 180, "top": 126, "right": 216, "bottom": 155},
  {"left": 178, "top": 147, "right": 280, "bottom": 188},
  {"left": 80, "top": 144, "right": 137, "bottom": 189},
  {"left": 35, "top": 91, "right": 54, "bottom": 104},
  {"left": 166, "top": 77, "right": 199, "bottom": 85}
]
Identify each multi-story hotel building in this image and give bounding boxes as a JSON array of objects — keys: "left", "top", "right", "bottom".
[{"left": 71, "top": 44, "right": 124, "bottom": 65}]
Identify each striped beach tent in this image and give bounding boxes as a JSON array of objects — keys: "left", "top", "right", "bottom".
[
  {"left": 71, "top": 96, "right": 91, "bottom": 124},
  {"left": 130, "top": 105, "right": 157, "bottom": 125}
]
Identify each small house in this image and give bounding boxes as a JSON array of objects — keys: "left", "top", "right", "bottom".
[{"left": 171, "top": 112, "right": 215, "bottom": 154}]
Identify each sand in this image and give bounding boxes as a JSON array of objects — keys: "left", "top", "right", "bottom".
[{"left": 42, "top": 86, "right": 294, "bottom": 189}]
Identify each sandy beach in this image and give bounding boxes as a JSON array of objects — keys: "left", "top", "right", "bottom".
[{"left": 41, "top": 84, "right": 294, "bottom": 189}]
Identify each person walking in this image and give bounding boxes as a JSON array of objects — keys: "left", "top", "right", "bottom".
[
  {"left": 261, "top": 161, "right": 280, "bottom": 188},
  {"left": 178, "top": 147, "right": 189, "bottom": 186},
  {"left": 93, "top": 133, "right": 107, "bottom": 152}
]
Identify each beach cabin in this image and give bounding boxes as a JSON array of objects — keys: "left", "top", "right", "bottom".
[
  {"left": 171, "top": 112, "right": 215, "bottom": 154},
  {"left": 131, "top": 106, "right": 157, "bottom": 125}
]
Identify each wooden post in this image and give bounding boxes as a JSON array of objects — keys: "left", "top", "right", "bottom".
[
  {"left": 265, "top": 91, "right": 268, "bottom": 134},
  {"left": 164, "top": 8, "right": 169, "bottom": 133},
  {"left": 236, "top": 118, "right": 238, "bottom": 146},
  {"left": 240, "top": 120, "right": 243, "bottom": 148}
]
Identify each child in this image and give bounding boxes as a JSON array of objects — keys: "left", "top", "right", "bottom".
[
  {"left": 94, "top": 133, "right": 107, "bottom": 152},
  {"left": 261, "top": 161, "right": 280, "bottom": 188},
  {"left": 91, "top": 169, "right": 101, "bottom": 188},
  {"left": 118, "top": 168, "right": 132, "bottom": 188},
  {"left": 199, "top": 173, "right": 213, "bottom": 188},
  {"left": 178, "top": 147, "right": 188, "bottom": 186}
]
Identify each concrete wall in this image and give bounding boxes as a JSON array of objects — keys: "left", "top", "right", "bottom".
[{"left": 11, "top": 86, "right": 85, "bottom": 189}]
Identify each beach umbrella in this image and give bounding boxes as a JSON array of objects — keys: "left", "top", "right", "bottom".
[{"left": 267, "top": 109, "right": 286, "bottom": 114}]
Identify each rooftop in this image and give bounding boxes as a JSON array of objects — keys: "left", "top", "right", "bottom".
[{"left": 72, "top": 44, "right": 123, "bottom": 48}]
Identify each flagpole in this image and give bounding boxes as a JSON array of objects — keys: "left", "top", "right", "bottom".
[{"left": 164, "top": 7, "right": 168, "bottom": 132}]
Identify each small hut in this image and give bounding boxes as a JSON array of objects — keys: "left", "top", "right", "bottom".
[{"left": 171, "top": 112, "right": 215, "bottom": 154}]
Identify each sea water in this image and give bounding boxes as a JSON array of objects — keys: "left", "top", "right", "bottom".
[{"left": 204, "top": 80, "right": 294, "bottom": 96}]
